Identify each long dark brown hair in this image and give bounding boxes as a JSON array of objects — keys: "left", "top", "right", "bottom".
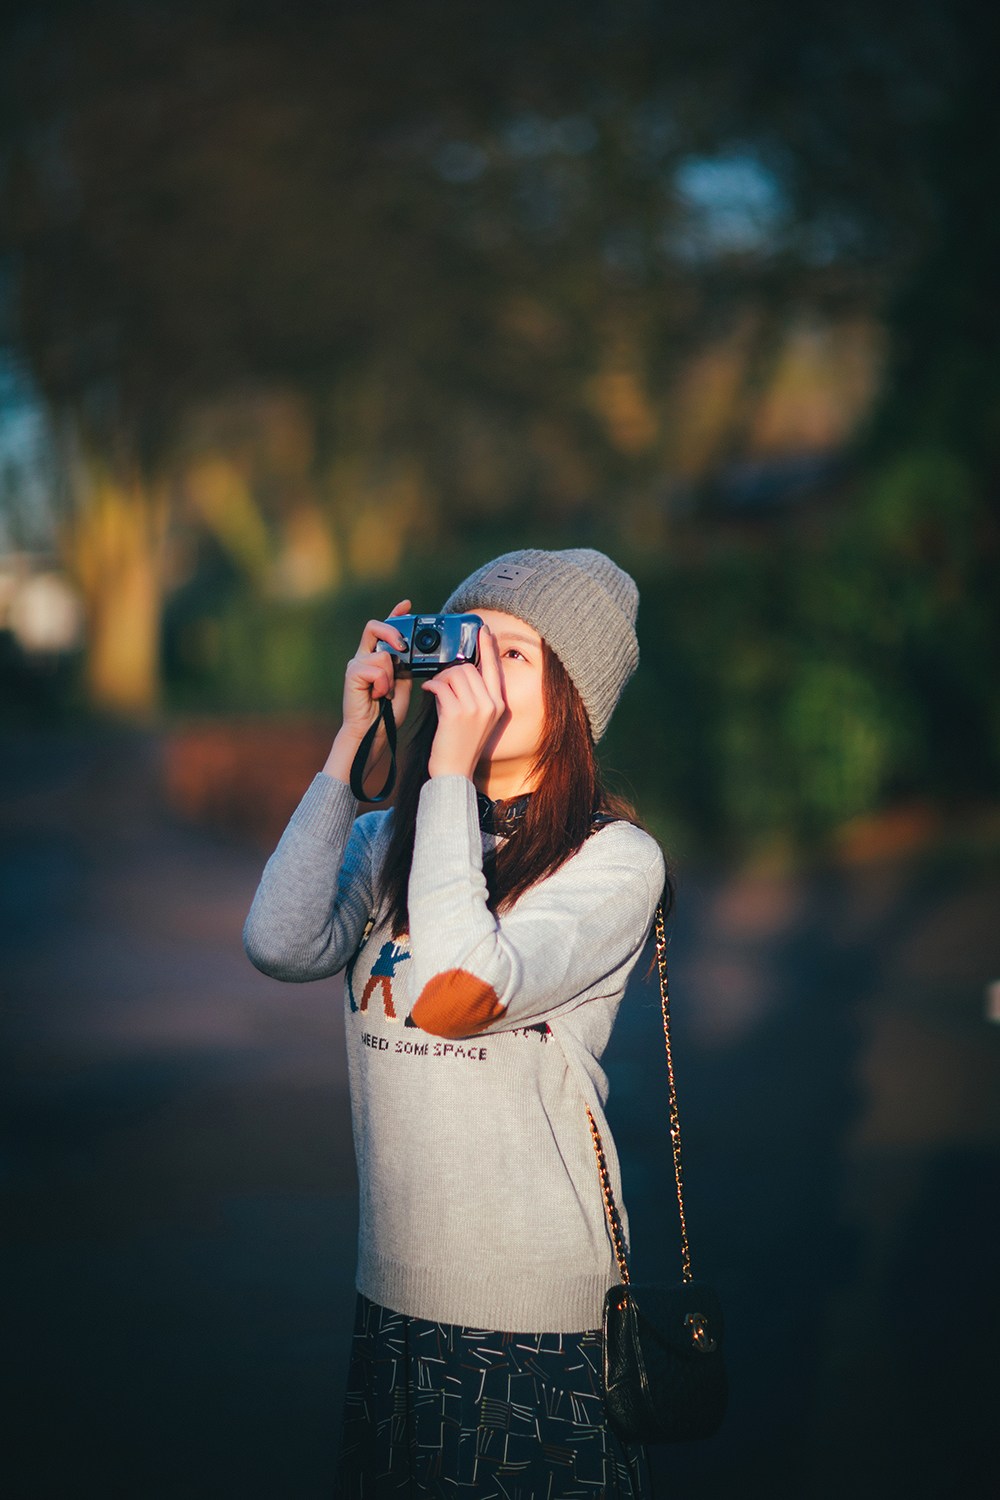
[{"left": 379, "top": 641, "right": 674, "bottom": 937}]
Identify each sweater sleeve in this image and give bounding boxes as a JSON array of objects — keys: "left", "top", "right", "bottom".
[
  {"left": 407, "top": 776, "right": 664, "bottom": 1038},
  {"left": 242, "top": 773, "right": 383, "bottom": 982}
]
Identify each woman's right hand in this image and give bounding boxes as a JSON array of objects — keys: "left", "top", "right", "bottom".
[{"left": 323, "top": 599, "right": 413, "bottom": 791}]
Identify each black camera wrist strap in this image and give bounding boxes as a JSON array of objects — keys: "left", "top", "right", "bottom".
[{"left": 348, "top": 695, "right": 398, "bottom": 803}]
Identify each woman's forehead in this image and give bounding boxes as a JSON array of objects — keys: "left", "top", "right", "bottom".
[{"left": 474, "top": 608, "right": 542, "bottom": 644}]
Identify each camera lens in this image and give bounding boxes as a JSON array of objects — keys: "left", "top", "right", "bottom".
[{"left": 414, "top": 625, "right": 440, "bottom": 654}]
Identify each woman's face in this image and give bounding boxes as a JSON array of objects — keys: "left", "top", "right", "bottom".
[{"left": 473, "top": 609, "right": 546, "bottom": 796}]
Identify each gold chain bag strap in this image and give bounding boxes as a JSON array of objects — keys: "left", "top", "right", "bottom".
[{"left": 590, "top": 901, "right": 728, "bottom": 1444}]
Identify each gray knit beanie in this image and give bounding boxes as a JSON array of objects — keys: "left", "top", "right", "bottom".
[{"left": 442, "top": 547, "right": 639, "bottom": 742}]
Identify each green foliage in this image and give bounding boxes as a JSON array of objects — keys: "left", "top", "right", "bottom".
[
  {"left": 608, "top": 462, "right": 994, "bottom": 858},
  {"left": 160, "top": 445, "right": 998, "bottom": 859},
  {"left": 5, "top": 1, "right": 997, "bottom": 856},
  {"left": 781, "top": 658, "right": 913, "bottom": 826}
]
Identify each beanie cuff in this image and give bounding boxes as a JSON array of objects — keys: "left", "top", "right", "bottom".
[{"left": 442, "top": 548, "right": 639, "bottom": 741}]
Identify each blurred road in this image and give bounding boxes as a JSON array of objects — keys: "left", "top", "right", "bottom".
[{"left": 2, "top": 730, "right": 998, "bottom": 1500}]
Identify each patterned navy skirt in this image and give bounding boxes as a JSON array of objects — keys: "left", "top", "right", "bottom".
[{"left": 334, "top": 1295, "right": 650, "bottom": 1498}]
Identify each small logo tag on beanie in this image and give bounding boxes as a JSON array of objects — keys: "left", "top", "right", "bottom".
[{"left": 479, "top": 562, "right": 536, "bottom": 590}]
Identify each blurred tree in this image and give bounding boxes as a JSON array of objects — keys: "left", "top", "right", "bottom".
[
  {"left": 843, "top": 0, "right": 1000, "bottom": 807},
  {"left": 2, "top": 0, "right": 946, "bottom": 707},
  {"left": 1, "top": 0, "right": 994, "bottom": 850}
]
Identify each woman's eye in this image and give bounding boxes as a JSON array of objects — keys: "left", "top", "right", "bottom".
[{"left": 503, "top": 648, "right": 524, "bottom": 661}]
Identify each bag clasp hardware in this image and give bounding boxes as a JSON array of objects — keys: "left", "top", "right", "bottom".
[{"left": 684, "top": 1313, "right": 717, "bottom": 1353}]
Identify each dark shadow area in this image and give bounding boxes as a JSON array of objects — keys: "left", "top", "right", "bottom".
[
  {"left": 606, "top": 872, "right": 866, "bottom": 1499},
  {"left": 1, "top": 730, "right": 359, "bottom": 1498},
  {"left": 3, "top": 729, "right": 999, "bottom": 1498},
  {"left": 876, "top": 1146, "right": 1000, "bottom": 1496},
  {"left": 605, "top": 857, "right": 1000, "bottom": 1500}
]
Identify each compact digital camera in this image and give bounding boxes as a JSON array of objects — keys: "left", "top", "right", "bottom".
[{"left": 375, "top": 613, "right": 483, "bottom": 676}]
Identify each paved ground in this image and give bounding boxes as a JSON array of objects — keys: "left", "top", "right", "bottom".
[{"left": 2, "top": 729, "right": 999, "bottom": 1499}]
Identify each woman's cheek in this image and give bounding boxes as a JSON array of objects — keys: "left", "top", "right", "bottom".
[{"left": 507, "top": 690, "right": 544, "bottom": 755}]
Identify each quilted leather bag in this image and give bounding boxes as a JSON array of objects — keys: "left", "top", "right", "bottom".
[{"left": 590, "top": 902, "right": 728, "bottom": 1445}]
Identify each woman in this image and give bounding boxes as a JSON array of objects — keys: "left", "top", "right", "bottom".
[{"left": 244, "top": 547, "right": 670, "bottom": 1497}]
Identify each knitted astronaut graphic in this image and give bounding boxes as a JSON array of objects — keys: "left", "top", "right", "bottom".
[{"left": 348, "top": 938, "right": 411, "bottom": 1020}]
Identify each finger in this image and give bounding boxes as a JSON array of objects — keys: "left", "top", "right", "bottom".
[
  {"left": 387, "top": 598, "right": 412, "bottom": 618},
  {"left": 359, "top": 615, "right": 409, "bottom": 655},
  {"left": 466, "top": 656, "right": 501, "bottom": 711},
  {"left": 421, "top": 677, "right": 448, "bottom": 711},
  {"left": 348, "top": 657, "right": 396, "bottom": 702},
  {"left": 476, "top": 625, "right": 505, "bottom": 709},
  {"left": 432, "top": 663, "right": 485, "bottom": 711},
  {"left": 422, "top": 673, "right": 479, "bottom": 718},
  {"left": 422, "top": 670, "right": 463, "bottom": 702}
]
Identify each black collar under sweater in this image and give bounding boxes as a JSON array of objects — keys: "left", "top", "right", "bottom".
[
  {"left": 476, "top": 790, "right": 532, "bottom": 837},
  {"left": 475, "top": 795, "right": 624, "bottom": 839}
]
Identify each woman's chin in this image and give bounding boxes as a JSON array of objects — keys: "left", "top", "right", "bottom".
[{"left": 476, "top": 761, "right": 538, "bottom": 800}]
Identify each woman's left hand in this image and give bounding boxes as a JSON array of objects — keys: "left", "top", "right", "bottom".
[{"left": 423, "top": 625, "right": 507, "bottom": 781}]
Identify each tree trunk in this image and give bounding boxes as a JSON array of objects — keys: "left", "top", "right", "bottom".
[{"left": 67, "top": 462, "right": 168, "bottom": 718}]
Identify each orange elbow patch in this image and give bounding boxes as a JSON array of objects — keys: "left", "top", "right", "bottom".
[{"left": 411, "top": 969, "right": 506, "bottom": 1039}]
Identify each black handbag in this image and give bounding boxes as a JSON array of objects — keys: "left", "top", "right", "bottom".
[{"left": 589, "top": 902, "right": 728, "bottom": 1445}]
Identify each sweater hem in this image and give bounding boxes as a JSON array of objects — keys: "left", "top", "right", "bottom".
[{"left": 357, "top": 1253, "right": 618, "bottom": 1334}]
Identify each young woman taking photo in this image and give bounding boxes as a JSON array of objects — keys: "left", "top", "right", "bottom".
[{"left": 244, "top": 548, "right": 671, "bottom": 1497}]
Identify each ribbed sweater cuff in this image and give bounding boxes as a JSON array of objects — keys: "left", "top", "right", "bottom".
[
  {"left": 289, "top": 773, "right": 359, "bottom": 844},
  {"left": 414, "top": 775, "right": 481, "bottom": 868}
]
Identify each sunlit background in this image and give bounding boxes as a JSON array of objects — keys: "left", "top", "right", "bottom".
[{"left": 2, "top": 2, "right": 998, "bottom": 1497}]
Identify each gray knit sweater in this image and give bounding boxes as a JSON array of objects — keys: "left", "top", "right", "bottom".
[{"left": 243, "top": 772, "right": 665, "bottom": 1333}]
